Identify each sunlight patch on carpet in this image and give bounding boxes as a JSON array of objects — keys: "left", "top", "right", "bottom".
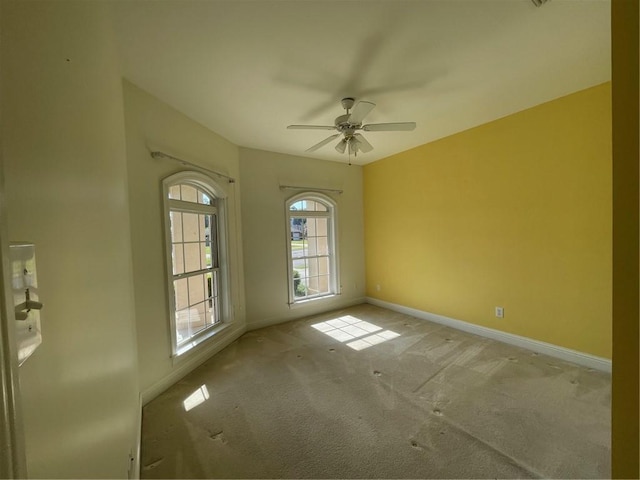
[
  {"left": 183, "top": 385, "right": 210, "bottom": 411},
  {"left": 311, "top": 315, "right": 400, "bottom": 350}
]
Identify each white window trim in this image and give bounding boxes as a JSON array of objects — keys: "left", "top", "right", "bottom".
[
  {"left": 285, "top": 192, "right": 340, "bottom": 306},
  {"left": 162, "top": 171, "right": 233, "bottom": 359}
]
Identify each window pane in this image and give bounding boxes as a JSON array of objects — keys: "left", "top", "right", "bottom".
[
  {"left": 291, "top": 240, "right": 302, "bottom": 261},
  {"left": 204, "top": 300, "right": 211, "bottom": 326},
  {"left": 212, "top": 270, "right": 218, "bottom": 298},
  {"left": 172, "top": 245, "right": 184, "bottom": 275},
  {"left": 190, "top": 303, "right": 206, "bottom": 334},
  {"left": 169, "top": 185, "right": 181, "bottom": 200},
  {"left": 304, "top": 218, "right": 316, "bottom": 237},
  {"left": 211, "top": 272, "right": 220, "bottom": 324},
  {"left": 292, "top": 269, "right": 302, "bottom": 292},
  {"left": 213, "top": 296, "right": 220, "bottom": 324},
  {"left": 206, "top": 272, "right": 213, "bottom": 300},
  {"left": 197, "top": 215, "right": 205, "bottom": 241},
  {"left": 175, "top": 309, "right": 190, "bottom": 343},
  {"left": 174, "top": 278, "right": 188, "bottom": 310},
  {"left": 318, "top": 256, "right": 330, "bottom": 275},
  {"left": 304, "top": 257, "right": 310, "bottom": 278},
  {"left": 210, "top": 244, "right": 218, "bottom": 270},
  {"left": 209, "top": 215, "right": 218, "bottom": 268},
  {"left": 317, "top": 235, "right": 328, "bottom": 255},
  {"left": 307, "top": 236, "right": 317, "bottom": 256},
  {"left": 198, "top": 189, "right": 212, "bottom": 205},
  {"left": 204, "top": 215, "right": 212, "bottom": 246},
  {"left": 181, "top": 185, "right": 198, "bottom": 203},
  {"left": 290, "top": 201, "right": 304, "bottom": 211},
  {"left": 294, "top": 274, "right": 308, "bottom": 297},
  {"left": 307, "top": 257, "right": 319, "bottom": 278},
  {"left": 200, "top": 243, "right": 210, "bottom": 269},
  {"left": 317, "top": 275, "right": 330, "bottom": 293},
  {"left": 170, "top": 211, "right": 183, "bottom": 243},
  {"left": 204, "top": 300, "right": 214, "bottom": 326},
  {"left": 207, "top": 295, "right": 221, "bottom": 326},
  {"left": 184, "top": 243, "right": 200, "bottom": 273},
  {"left": 316, "top": 217, "right": 328, "bottom": 236},
  {"left": 308, "top": 276, "right": 319, "bottom": 295},
  {"left": 183, "top": 213, "right": 199, "bottom": 242},
  {"left": 290, "top": 217, "right": 306, "bottom": 240},
  {"left": 290, "top": 199, "right": 329, "bottom": 212},
  {"left": 188, "top": 275, "right": 205, "bottom": 306}
]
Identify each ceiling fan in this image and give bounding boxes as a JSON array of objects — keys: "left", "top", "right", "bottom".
[{"left": 287, "top": 97, "right": 416, "bottom": 157}]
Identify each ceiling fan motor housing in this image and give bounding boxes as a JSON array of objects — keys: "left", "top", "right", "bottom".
[
  {"left": 335, "top": 114, "right": 358, "bottom": 136},
  {"left": 336, "top": 98, "right": 362, "bottom": 136}
]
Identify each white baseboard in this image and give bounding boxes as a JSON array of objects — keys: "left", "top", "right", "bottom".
[
  {"left": 140, "top": 324, "right": 247, "bottom": 405},
  {"left": 366, "top": 297, "right": 612, "bottom": 373},
  {"left": 246, "top": 296, "right": 367, "bottom": 332}
]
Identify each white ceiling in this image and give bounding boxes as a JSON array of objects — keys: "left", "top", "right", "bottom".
[{"left": 111, "top": 0, "right": 611, "bottom": 165}]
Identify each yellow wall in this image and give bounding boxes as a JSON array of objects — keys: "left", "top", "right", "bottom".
[{"left": 364, "top": 83, "right": 612, "bottom": 358}]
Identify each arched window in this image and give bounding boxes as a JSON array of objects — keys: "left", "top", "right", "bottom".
[
  {"left": 286, "top": 193, "right": 339, "bottom": 304},
  {"left": 163, "top": 172, "right": 230, "bottom": 356}
]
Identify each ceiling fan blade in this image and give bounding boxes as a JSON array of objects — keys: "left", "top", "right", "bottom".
[
  {"left": 363, "top": 122, "right": 416, "bottom": 132},
  {"left": 335, "top": 138, "right": 347, "bottom": 153},
  {"left": 287, "top": 125, "right": 337, "bottom": 130},
  {"left": 348, "top": 101, "right": 375, "bottom": 124},
  {"left": 306, "top": 133, "right": 341, "bottom": 152},
  {"left": 354, "top": 133, "right": 373, "bottom": 153}
]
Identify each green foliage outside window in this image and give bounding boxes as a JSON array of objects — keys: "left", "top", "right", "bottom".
[{"left": 293, "top": 270, "right": 307, "bottom": 297}]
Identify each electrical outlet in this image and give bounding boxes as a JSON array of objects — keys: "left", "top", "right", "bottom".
[
  {"left": 495, "top": 306, "right": 504, "bottom": 318},
  {"left": 376, "top": 284, "right": 381, "bottom": 291}
]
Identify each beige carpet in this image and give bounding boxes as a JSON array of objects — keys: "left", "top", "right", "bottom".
[{"left": 140, "top": 304, "right": 610, "bottom": 478}]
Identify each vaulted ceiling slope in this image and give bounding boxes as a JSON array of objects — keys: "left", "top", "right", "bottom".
[{"left": 111, "top": 0, "right": 611, "bottom": 165}]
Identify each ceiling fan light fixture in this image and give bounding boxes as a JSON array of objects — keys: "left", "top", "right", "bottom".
[
  {"left": 335, "top": 138, "right": 347, "bottom": 153},
  {"left": 348, "top": 138, "right": 357, "bottom": 157},
  {"left": 354, "top": 133, "right": 373, "bottom": 153}
]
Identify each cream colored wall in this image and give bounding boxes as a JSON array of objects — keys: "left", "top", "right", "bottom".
[
  {"left": 364, "top": 83, "right": 612, "bottom": 359},
  {"left": 123, "top": 81, "right": 246, "bottom": 401},
  {"left": 239, "top": 148, "right": 365, "bottom": 329},
  {"left": 1, "top": 1, "right": 140, "bottom": 478}
]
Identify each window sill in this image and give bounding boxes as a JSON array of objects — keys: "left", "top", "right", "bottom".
[
  {"left": 288, "top": 293, "right": 340, "bottom": 309},
  {"left": 172, "top": 322, "right": 232, "bottom": 364}
]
